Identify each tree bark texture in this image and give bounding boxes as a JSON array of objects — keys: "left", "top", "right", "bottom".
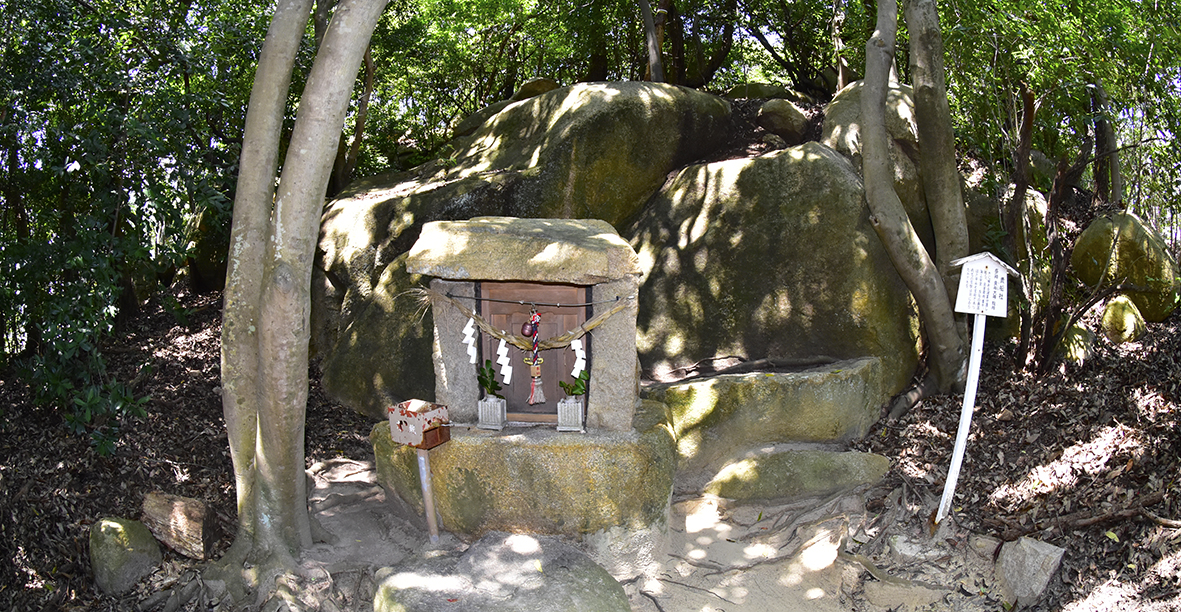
[
  {"left": 222, "top": 0, "right": 314, "bottom": 568},
  {"left": 1092, "top": 83, "right": 1123, "bottom": 207},
  {"left": 638, "top": 0, "right": 665, "bottom": 82},
  {"left": 862, "top": 0, "right": 964, "bottom": 391},
  {"left": 220, "top": 0, "right": 389, "bottom": 577},
  {"left": 903, "top": 0, "right": 968, "bottom": 302},
  {"left": 142, "top": 492, "right": 213, "bottom": 560}
]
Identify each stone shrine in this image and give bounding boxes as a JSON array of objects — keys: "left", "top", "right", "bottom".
[
  {"left": 371, "top": 217, "right": 673, "bottom": 571},
  {"left": 405, "top": 216, "right": 642, "bottom": 431}
]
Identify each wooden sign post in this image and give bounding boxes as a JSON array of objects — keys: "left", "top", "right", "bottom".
[{"left": 936, "top": 253, "right": 1019, "bottom": 525}]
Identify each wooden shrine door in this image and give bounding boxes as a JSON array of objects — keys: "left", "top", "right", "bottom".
[{"left": 479, "top": 281, "right": 589, "bottom": 423}]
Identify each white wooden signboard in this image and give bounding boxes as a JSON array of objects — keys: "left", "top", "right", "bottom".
[{"left": 936, "top": 252, "right": 1019, "bottom": 524}]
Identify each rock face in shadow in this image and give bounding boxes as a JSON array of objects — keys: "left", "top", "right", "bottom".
[
  {"left": 313, "top": 82, "right": 731, "bottom": 418},
  {"left": 627, "top": 141, "right": 918, "bottom": 390}
]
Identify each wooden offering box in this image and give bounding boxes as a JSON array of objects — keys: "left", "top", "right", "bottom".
[{"left": 388, "top": 400, "right": 450, "bottom": 449}]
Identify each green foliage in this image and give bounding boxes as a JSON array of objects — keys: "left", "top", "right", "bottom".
[
  {"left": 477, "top": 359, "right": 503, "bottom": 399},
  {"left": 558, "top": 369, "right": 589, "bottom": 397},
  {"left": 1, "top": 0, "right": 274, "bottom": 451}
]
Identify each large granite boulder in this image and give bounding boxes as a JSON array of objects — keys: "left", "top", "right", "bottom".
[
  {"left": 443, "top": 81, "right": 731, "bottom": 227},
  {"left": 627, "top": 141, "right": 919, "bottom": 394},
  {"left": 1071, "top": 211, "right": 1179, "bottom": 321},
  {"left": 822, "top": 81, "right": 933, "bottom": 250},
  {"left": 314, "top": 82, "right": 732, "bottom": 418}
]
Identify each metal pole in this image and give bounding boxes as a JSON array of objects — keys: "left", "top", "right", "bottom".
[
  {"left": 936, "top": 311, "right": 987, "bottom": 524},
  {"left": 417, "top": 448, "right": 440, "bottom": 544}
]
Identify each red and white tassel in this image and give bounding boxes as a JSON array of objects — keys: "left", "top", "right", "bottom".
[{"left": 525, "top": 310, "right": 545, "bottom": 404}]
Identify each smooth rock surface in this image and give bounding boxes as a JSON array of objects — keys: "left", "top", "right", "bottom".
[
  {"left": 628, "top": 143, "right": 918, "bottom": 390},
  {"left": 757, "top": 98, "right": 808, "bottom": 142},
  {"left": 1071, "top": 211, "right": 1179, "bottom": 321},
  {"left": 653, "top": 357, "right": 895, "bottom": 474},
  {"left": 373, "top": 532, "right": 630, "bottom": 612},
  {"left": 89, "top": 517, "right": 162, "bottom": 595},
  {"left": 703, "top": 448, "right": 890, "bottom": 501},
  {"left": 995, "top": 536, "right": 1065, "bottom": 608},
  {"left": 1102, "top": 295, "right": 1147, "bottom": 344},
  {"left": 406, "top": 217, "right": 640, "bottom": 285}
]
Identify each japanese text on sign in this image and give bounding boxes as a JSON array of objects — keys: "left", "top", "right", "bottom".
[{"left": 954, "top": 262, "right": 1008, "bottom": 318}]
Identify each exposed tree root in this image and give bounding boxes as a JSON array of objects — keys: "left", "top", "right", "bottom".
[{"left": 888, "top": 372, "right": 939, "bottom": 420}]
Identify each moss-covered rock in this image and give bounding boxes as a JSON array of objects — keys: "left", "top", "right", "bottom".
[
  {"left": 371, "top": 400, "right": 675, "bottom": 537},
  {"left": 1102, "top": 296, "right": 1146, "bottom": 344},
  {"left": 704, "top": 449, "right": 890, "bottom": 501},
  {"left": 653, "top": 357, "right": 890, "bottom": 473},
  {"left": 627, "top": 142, "right": 918, "bottom": 391},
  {"left": 1071, "top": 212, "right": 1179, "bottom": 322},
  {"left": 89, "top": 518, "right": 161, "bottom": 595}
]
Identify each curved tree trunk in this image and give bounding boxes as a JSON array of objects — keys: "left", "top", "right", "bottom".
[
  {"left": 217, "top": 0, "right": 388, "bottom": 600},
  {"left": 904, "top": 0, "right": 968, "bottom": 303},
  {"left": 862, "top": 0, "right": 964, "bottom": 392}
]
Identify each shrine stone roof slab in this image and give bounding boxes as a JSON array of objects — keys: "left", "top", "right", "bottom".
[{"left": 406, "top": 216, "right": 640, "bottom": 284}]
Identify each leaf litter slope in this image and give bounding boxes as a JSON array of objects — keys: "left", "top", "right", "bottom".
[{"left": 854, "top": 306, "right": 1181, "bottom": 610}]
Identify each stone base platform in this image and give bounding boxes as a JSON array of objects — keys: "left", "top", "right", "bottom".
[
  {"left": 370, "top": 357, "right": 894, "bottom": 577},
  {"left": 370, "top": 399, "right": 676, "bottom": 541}
]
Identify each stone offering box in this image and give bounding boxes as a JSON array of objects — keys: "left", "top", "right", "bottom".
[{"left": 387, "top": 399, "right": 450, "bottom": 449}]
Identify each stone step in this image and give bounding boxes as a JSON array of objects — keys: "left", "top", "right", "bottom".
[
  {"left": 697, "top": 444, "right": 890, "bottom": 502},
  {"left": 649, "top": 356, "right": 891, "bottom": 475}
]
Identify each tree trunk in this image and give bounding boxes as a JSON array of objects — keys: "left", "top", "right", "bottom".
[
  {"left": 638, "top": 0, "right": 665, "bottom": 82},
  {"left": 216, "top": 0, "right": 388, "bottom": 600},
  {"left": 329, "top": 47, "right": 375, "bottom": 196},
  {"left": 833, "top": 3, "right": 855, "bottom": 90},
  {"left": 904, "top": 0, "right": 968, "bottom": 303},
  {"left": 1092, "top": 83, "right": 1123, "bottom": 207},
  {"left": 1008, "top": 85, "right": 1037, "bottom": 367},
  {"left": 862, "top": 0, "right": 964, "bottom": 391}
]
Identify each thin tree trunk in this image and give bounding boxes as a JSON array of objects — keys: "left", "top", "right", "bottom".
[
  {"left": 1009, "top": 85, "right": 1037, "bottom": 367},
  {"left": 1092, "top": 83, "right": 1123, "bottom": 207},
  {"left": 329, "top": 47, "right": 375, "bottom": 195},
  {"left": 833, "top": 1, "right": 854, "bottom": 90},
  {"left": 862, "top": 0, "right": 964, "bottom": 391},
  {"left": 904, "top": 0, "right": 968, "bottom": 304},
  {"left": 638, "top": 0, "right": 665, "bottom": 82}
]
